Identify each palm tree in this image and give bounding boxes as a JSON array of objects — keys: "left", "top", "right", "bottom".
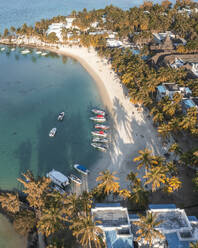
[
  {"left": 62, "top": 193, "right": 80, "bottom": 220},
  {"left": 79, "top": 191, "right": 93, "bottom": 216},
  {"left": 17, "top": 171, "right": 51, "bottom": 211},
  {"left": 133, "top": 212, "right": 165, "bottom": 246},
  {"left": 14, "top": 209, "right": 36, "bottom": 235},
  {"left": 143, "top": 166, "right": 168, "bottom": 192},
  {"left": 133, "top": 148, "right": 157, "bottom": 171},
  {"left": 0, "top": 192, "right": 20, "bottom": 213},
  {"left": 190, "top": 241, "right": 198, "bottom": 248},
  {"left": 96, "top": 170, "right": 120, "bottom": 195},
  {"left": 37, "top": 204, "right": 65, "bottom": 237},
  {"left": 168, "top": 143, "right": 183, "bottom": 160},
  {"left": 127, "top": 172, "right": 148, "bottom": 207},
  {"left": 70, "top": 214, "right": 104, "bottom": 248},
  {"left": 165, "top": 176, "right": 182, "bottom": 193}
]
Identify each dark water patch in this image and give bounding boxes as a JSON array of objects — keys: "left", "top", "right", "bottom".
[{"left": 14, "top": 139, "right": 32, "bottom": 174}]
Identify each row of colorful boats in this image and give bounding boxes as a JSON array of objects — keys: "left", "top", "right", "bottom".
[
  {"left": 46, "top": 164, "right": 89, "bottom": 191},
  {"left": 90, "top": 109, "right": 110, "bottom": 152}
]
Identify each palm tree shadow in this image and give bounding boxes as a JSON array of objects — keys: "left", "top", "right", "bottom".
[{"left": 14, "top": 139, "right": 32, "bottom": 175}]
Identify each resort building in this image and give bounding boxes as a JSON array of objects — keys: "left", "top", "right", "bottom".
[
  {"left": 46, "top": 23, "right": 65, "bottom": 41},
  {"left": 192, "top": 63, "right": 198, "bottom": 77},
  {"left": 106, "top": 39, "right": 123, "bottom": 48},
  {"left": 91, "top": 203, "right": 134, "bottom": 248},
  {"left": 182, "top": 98, "right": 198, "bottom": 115},
  {"left": 91, "top": 203, "right": 198, "bottom": 247},
  {"left": 153, "top": 31, "right": 175, "bottom": 45},
  {"left": 170, "top": 57, "right": 184, "bottom": 69},
  {"left": 131, "top": 204, "right": 198, "bottom": 248},
  {"left": 156, "top": 83, "right": 192, "bottom": 101},
  {"left": 150, "top": 32, "right": 186, "bottom": 52}
]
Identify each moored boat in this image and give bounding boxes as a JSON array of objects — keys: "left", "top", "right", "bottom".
[
  {"left": 41, "top": 52, "right": 48, "bottom": 56},
  {"left": 95, "top": 124, "right": 109, "bottom": 130},
  {"left": 91, "top": 143, "right": 107, "bottom": 152},
  {"left": 69, "top": 174, "right": 82, "bottom": 184},
  {"left": 92, "top": 109, "right": 105, "bottom": 116},
  {"left": 91, "top": 130, "right": 107, "bottom": 137},
  {"left": 74, "top": 164, "right": 89, "bottom": 175},
  {"left": 11, "top": 48, "right": 15, "bottom": 51},
  {"left": 0, "top": 47, "right": 5, "bottom": 51},
  {"left": 92, "top": 137, "right": 108, "bottom": 143},
  {"left": 49, "top": 128, "right": 57, "bottom": 137},
  {"left": 46, "top": 169, "right": 70, "bottom": 190},
  {"left": 90, "top": 116, "right": 106, "bottom": 122},
  {"left": 36, "top": 51, "right": 42, "bottom": 54},
  {"left": 21, "top": 49, "right": 30, "bottom": 54},
  {"left": 58, "top": 112, "right": 64, "bottom": 121}
]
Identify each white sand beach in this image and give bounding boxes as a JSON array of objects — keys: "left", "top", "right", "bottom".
[
  {"left": 54, "top": 45, "right": 166, "bottom": 188},
  {"left": 1, "top": 37, "right": 168, "bottom": 188}
]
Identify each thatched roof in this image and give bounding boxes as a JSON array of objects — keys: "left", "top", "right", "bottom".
[{"left": 160, "top": 35, "right": 174, "bottom": 51}]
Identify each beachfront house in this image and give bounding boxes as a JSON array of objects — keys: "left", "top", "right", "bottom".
[
  {"left": 152, "top": 31, "right": 175, "bottom": 45},
  {"left": 192, "top": 63, "right": 198, "bottom": 77},
  {"left": 170, "top": 57, "right": 184, "bottom": 69},
  {"left": 150, "top": 32, "right": 186, "bottom": 52},
  {"left": 178, "top": 6, "right": 198, "bottom": 16},
  {"left": 106, "top": 39, "right": 123, "bottom": 48},
  {"left": 156, "top": 83, "right": 192, "bottom": 102},
  {"left": 46, "top": 23, "right": 65, "bottom": 41},
  {"left": 131, "top": 204, "right": 198, "bottom": 248},
  {"left": 91, "top": 203, "right": 134, "bottom": 248},
  {"left": 182, "top": 98, "right": 198, "bottom": 115}
]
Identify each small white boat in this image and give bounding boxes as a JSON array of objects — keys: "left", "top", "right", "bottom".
[
  {"left": 0, "top": 47, "right": 5, "bottom": 51},
  {"left": 91, "top": 143, "right": 107, "bottom": 152},
  {"left": 92, "top": 137, "right": 109, "bottom": 143},
  {"left": 91, "top": 130, "right": 107, "bottom": 138},
  {"left": 46, "top": 169, "right": 70, "bottom": 190},
  {"left": 58, "top": 112, "right": 64, "bottom": 121},
  {"left": 49, "top": 128, "right": 57, "bottom": 137},
  {"left": 21, "top": 49, "right": 30, "bottom": 54},
  {"left": 36, "top": 51, "right": 42, "bottom": 54},
  {"left": 41, "top": 52, "right": 48, "bottom": 56},
  {"left": 92, "top": 109, "right": 105, "bottom": 116},
  {"left": 95, "top": 124, "right": 109, "bottom": 130},
  {"left": 69, "top": 174, "right": 82, "bottom": 184},
  {"left": 74, "top": 164, "right": 89, "bottom": 175},
  {"left": 90, "top": 116, "right": 106, "bottom": 122},
  {"left": 11, "top": 48, "right": 15, "bottom": 51}
]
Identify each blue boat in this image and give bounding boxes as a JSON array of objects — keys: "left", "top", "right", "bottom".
[{"left": 74, "top": 164, "right": 90, "bottom": 175}]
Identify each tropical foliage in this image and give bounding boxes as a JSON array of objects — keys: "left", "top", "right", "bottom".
[{"left": 133, "top": 212, "right": 165, "bottom": 246}]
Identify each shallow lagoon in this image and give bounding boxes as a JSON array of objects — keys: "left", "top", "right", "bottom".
[{"left": 0, "top": 47, "right": 104, "bottom": 190}]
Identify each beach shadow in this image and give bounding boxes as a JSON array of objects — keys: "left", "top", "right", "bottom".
[{"left": 14, "top": 139, "right": 32, "bottom": 175}]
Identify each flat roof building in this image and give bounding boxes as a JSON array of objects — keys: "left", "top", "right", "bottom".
[{"left": 91, "top": 203, "right": 134, "bottom": 248}]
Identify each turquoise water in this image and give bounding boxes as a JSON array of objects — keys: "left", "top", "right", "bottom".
[
  {"left": 0, "top": 0, "right": 176, "bottom": 32},
  {"left": 0, "top": 47, "right": 103, "bottom": 190}
]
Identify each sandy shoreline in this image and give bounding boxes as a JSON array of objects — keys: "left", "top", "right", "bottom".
[{"left": 0, "top": 39, "right": 167, "bottom": 189}]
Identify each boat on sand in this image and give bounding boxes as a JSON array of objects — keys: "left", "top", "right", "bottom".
[
  {"left": 92, "top": 109, "right": 105, "bottom": 116},
  {"left": 90, "top": 116, "right": 106, "bottom": 122},
  {"left": 91, "top": 143, "right": 107, "bottom": 152},
  {"left": 95, "top": 124, "right": 109, "bottom": 130},
  {"left": 92, "top": 137, "right": 108, "bottom": 143},
  {"left": 91, "top": 130, "right": 107, "bottom": 137}
]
